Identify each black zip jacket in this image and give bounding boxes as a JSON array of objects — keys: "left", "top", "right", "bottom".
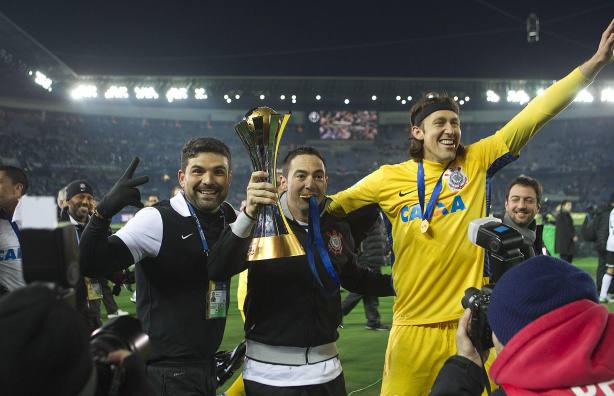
[{"left": 208, "top": 195, "right": 393, "bottom": 348}]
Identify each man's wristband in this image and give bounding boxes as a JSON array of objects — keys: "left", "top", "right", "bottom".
[
  {"left": 243, "top": 207, "right": 257, "bottom": 221},
  {"left": 93, "top": 207, "right": 112, "bottom": 221}
]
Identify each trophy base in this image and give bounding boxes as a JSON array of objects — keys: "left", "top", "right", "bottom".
[{"left": 247, "top": 234, "right": 305, "bottom": 261}]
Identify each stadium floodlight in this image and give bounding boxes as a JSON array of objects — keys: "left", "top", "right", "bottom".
[
  {"left": 166, "top": 87, "right": 188, "bottom": 103},
  {"left": 226, "top": 98, "right": 232, "bottom": 103},
  {"left": 33, "top": 71, "right": 52, "bottom": 90},
  {"left": 601, "top": 88, "right": 614, "bottom": 103},
  {"left": 292, "top": 99, "right": 297, "bottom": 104},
  {"left": 344, "top": 99, "right": 350, "bottom": 104},
  {"left": 292, "top": 95, "right": 297, "bottom": 100},
  {"left": 105, "top": 86, "right": 129, "bottom": 99},
  {"left": 453, "top": 96, "right": 459, "bottom": 101},
  {"left": 401, "top": 100, "right": 407, "bottom": 104},
  {"left": 195, "top": 88, "right": 208, "bottom": 100},
  {"left": 260, "top": 94, "right": 265, "bottom": 100},
  {"left": 407, "top": 96, "right": 412, "bottom": 101},
  {"left": 507, "top": 90, "right": 530, "bottom": 105},
  {"left": 536, "top": 88, "right": 545, "bottom": 96},
  {"left": 71, "top": 85, "right": 97, "bottom": 100},
  {"left": 280, "top": 95, "right": 285, "bottom": 100},
  {"left": 372, "top": 95, "right": 377, "bottom": 101},
  {"left": 486, "top": 90, "right": 500, "bottom": 103},
  {"left": 316, "top": 95, "right": 321, "bottom": 100},
  {"left": 574, "top": 89, "right": 593, "bottom": 103},
  {"left": 135, "top": 87, "right": 159, "bottom": 100},
  {"left": 396, "top": 95, "right": 401, "bottom": 101},
  {"left": 235, "top": 94, "right": 240, "bottom": 99},
  {"left": 459, "top": 100, "right": 465, "bottom": 105},
  {"left": 465, "top": 96, "right": 470, "bottom": 102}
]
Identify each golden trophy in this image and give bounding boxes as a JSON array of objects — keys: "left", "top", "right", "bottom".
[{"left": 234, "top": 107, "right": 305, "bottom": 261}]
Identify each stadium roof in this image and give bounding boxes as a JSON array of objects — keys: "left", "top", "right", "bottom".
[{"left": 1, "top": 5, "right": 614, "bottom": 112}]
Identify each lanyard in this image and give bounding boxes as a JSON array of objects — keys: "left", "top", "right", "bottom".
[
  {"left": 182, "top": 192, "right": 225, "bottom": 255},
  {"left": 417, "top": 161, "right": 452, "bottom": 232},
  {"left": 307, "top": 196, "right": 340, "bottom": 297},
  {"left": 1, "top": 208, "right": 20, "bottom": 243}
]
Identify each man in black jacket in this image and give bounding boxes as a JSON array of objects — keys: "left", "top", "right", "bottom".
[
  {"left": 208, "top": 146, "right": 394, "bottom": 396},
  {"left": 79, "top": 137, "right": 237, "bottom": 395},
  {"left": 340, "top": 212, "right": 391, "bottom": 331},
  {"left": 555, "top": 200, "right": 578, "bottom": 263}
]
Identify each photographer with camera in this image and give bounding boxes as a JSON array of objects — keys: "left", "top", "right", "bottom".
[
  {"left": 430, "top": 255, "right": 614, "bottom": 395},
  {"left": 0, "top": 283, "right": 155, "bottom": 395},
  {"left": 487, "top": 175, "right": 545, "bottom": 283}
]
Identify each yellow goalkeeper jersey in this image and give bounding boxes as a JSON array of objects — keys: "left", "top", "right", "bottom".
[{"left": 328, "top": 67, "right": 591, "bottom": 325}]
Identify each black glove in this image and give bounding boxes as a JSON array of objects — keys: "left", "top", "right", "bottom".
[{"left": 96, "top": 157, "right": 149, "bottom": 219}]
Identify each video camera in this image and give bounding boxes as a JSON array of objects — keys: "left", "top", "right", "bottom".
[
  {"left": 21, "top": 222, "right": 151, "bottom": 395},
  {"left": 468, "top": 217, "right": 524, "bottom": 283},
  {"left": 462, "top": 217, "right": 525, "bottom": 351}
]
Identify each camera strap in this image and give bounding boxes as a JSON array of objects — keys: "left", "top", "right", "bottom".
[
  {"left": 477, "top": 345, "right": 492, "bottom": 395},
  {"left": 307, "top": 196, "right": 340, "bottom": 297}
]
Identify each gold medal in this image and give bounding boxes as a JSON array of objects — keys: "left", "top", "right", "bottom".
[{"left": 420, "top": 219, "right": 429, "bottom": 233}]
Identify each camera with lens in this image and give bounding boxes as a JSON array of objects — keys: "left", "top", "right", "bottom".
[
  {"left": 468, "top": 217, "right": 525, "bottom": 283},
  {"left": 91, "top": 316, "right": 152, "bottom": 394},
  {"left": 461, "top": 284, "right": 494, "bottom": 351},
  {"left": 20, "top": 221, "right": 151, "bottom": 394}
]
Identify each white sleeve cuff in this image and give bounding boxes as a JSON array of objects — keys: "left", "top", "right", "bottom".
[{"left": 230, "top": 211, "right": 256, "bottom": 238}]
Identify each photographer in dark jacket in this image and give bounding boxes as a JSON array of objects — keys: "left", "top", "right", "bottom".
[
  {"left": 430, "top": 256, "right": 614, "bottom": 395},
  {"left": 0, "top": 284, "right": 155, "bottom": 395},
  {"left": 208, "top": 147, "right": 394, "bottom": 395}
]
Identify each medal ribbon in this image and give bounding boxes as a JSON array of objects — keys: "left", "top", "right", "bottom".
[
  {"left": 417, "top": 161, "right": 453, "bottom": 222},
  {"left": 307, "top": 196, "right": 340, "bottom": 297},
  {"left": 182, "top": 192, "right": 226, "bottom": 255}
]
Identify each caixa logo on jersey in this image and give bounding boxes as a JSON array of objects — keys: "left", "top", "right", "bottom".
[
  {"left": 0, "top": 248, "right": 21, "bottom": 261},
  {"left": 400, "top": 195, "right": 467, "bottom": 222}
]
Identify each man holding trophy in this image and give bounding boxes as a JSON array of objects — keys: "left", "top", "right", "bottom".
[{"left": 208, "top": 108, "right": 394, "bottom": 395}]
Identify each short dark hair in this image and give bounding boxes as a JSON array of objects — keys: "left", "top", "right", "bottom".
[
  {"left": 505, "top": 175, "right": 543, "bottom": 206},
  {"left": 408, "top": 92, "right": 465, "bottom": 162},
  {"left": 281, "top": 146, "right": 327, "bottom": 178},
  {"left": 180, "top": 137, "right": 231, "bottom": 172},
  {"left": 561, "top": 200, "right": 572, "bottom": 207},
  {"left": 0, "top": 164, "right": 29, "bottom": 196}
]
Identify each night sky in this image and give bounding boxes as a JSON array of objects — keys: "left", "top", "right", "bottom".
[{"left": 2, "top": 1, "right": 614, "bottom": 80}]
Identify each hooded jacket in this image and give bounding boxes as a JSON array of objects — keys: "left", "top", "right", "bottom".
[
  {"left": 431, "top": 300, "right": 614, "bottom": 395},
  {"left": 492, "top": 299, "right": 614, "bottom": 395}
]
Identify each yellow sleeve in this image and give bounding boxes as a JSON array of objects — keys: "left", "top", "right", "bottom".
[
  {"left": 501, "top": 67, "right": 592, "bottom": 155},
  {"left": 328, "top": 167, "right": 384, "bottom": 217}
]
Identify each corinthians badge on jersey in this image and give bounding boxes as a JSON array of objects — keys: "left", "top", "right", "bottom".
[
  {"left": 445, "top": 166, "right": 468, "bottom": 192},
  {"left": 326, "top": 230, "right": 343, "bottom": 255}
]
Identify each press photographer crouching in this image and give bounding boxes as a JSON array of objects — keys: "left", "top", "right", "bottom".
[
  {"left": 430, "top": 255, "right": 614, "bottom": 395},
  {"left": 0, "top": 220, "right": 155, "bottom": 395}
]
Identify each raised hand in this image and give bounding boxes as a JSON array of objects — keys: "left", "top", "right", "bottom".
[
  {"left": 96, "top": 157, "right": 150, "bottom": 219},
  {"left": 580, "top": 18, "right": 614, "bottom": 80}
]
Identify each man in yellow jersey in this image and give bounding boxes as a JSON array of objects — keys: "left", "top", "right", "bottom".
[{"left": 327, "top": 19, "right": 614, "bottom": 396}]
